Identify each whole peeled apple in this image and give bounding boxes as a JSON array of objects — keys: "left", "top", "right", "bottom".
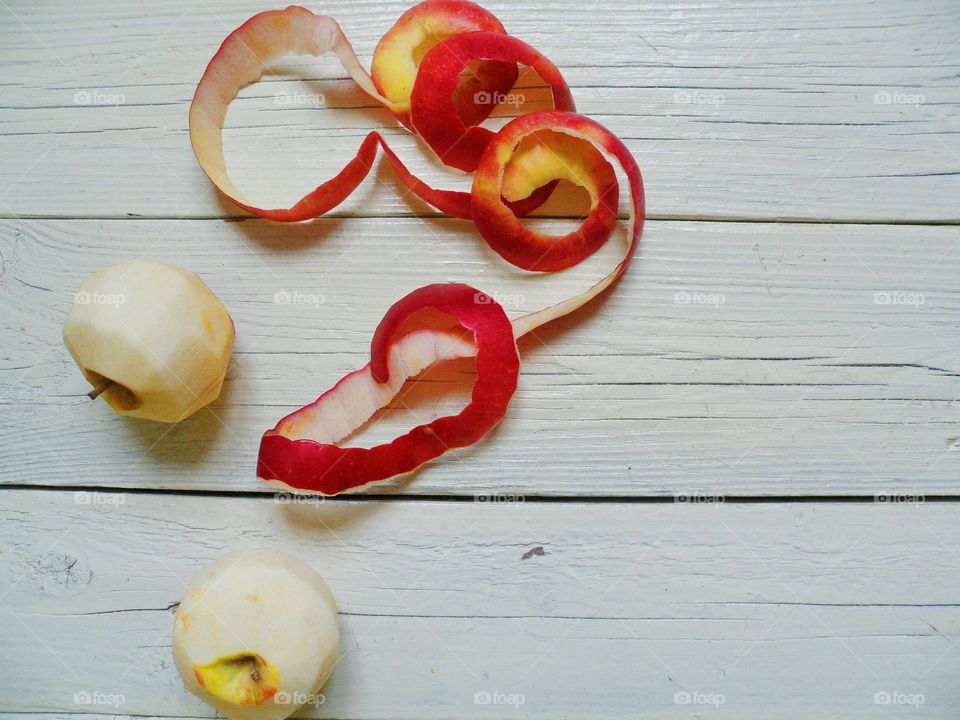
[
  {"left": 173, "top": 549, "right": 340, "bottom": 720},
  {"left": 63, "top": 260, "right": 235, "bottom": 422}
]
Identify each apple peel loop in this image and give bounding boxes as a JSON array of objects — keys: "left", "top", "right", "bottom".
[
  {"left": 189, "top": 2, "right": 544, "bottom": 221},
  {"left": 370, "top": 0, "right": 519, "bottom": 130},
  {"left": 258, "top": 113, "right": 644, "bottom": 495},
  {"left": 187, "top": 2, "right": 644, "bottom": 493},
  {"left": 189, "top": 6, "right": 388, "bottom": 221},
  {"left": 480, "top": 110, "right": 645, "bottom": 338},
  {"left": 257, "top": 284, "right": 520, "bottom": 494},
  {"left": 411, "top": 30, "right": 575, "bottom": 172}
]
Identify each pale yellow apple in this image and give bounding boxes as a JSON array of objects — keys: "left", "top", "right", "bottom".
[
  {"left": 63, "top": 260, "right": 235, "bottom": 422},
  {"left": 173, "top": 549, "right": 340, "bottom": 720}
]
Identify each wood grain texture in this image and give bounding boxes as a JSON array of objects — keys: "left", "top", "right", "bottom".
[
  {"left": 2, "top": 490, "right": 958, "bottom": 718},
  {"left": 2, "top": 217, "right": 957, "bottom": 495},
  {"left": 2, "top": 2, "right": 959, "bottom": 717},
  {"left": 0, "top": 0, "right": 958, "bottom": 221}
]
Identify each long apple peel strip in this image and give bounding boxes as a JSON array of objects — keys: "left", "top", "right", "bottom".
[
  {"left": 189, "top": 5, "right": 472, "bottom": 220},
  {"left": 258, "top": 283, "right": 520, "bottom": 494},
  {"left": 370, "top": 0, "right": 519, "bottom": 129},
  {"left": 189, "top": 4, "right": 568, "bottom": 220},
  {"left": 410, "top": 30, "right": 576, "bottom": 172},
  {"left": 258, "top": 112, "right": 643, "bottom": 494},
  {"left": 189, "top": 6, "right": 392, "bottom": 214},
  {"left": 488, "top": 111, "right": 645, "bottom": 337},
  {"left": 189, "top": 6, "right": 644, "bottom": 491}
]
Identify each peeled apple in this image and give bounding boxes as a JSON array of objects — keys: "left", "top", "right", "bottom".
[
  {"left": 173, "top": 549, "right": 340, "bottom": 720},
  {"left": 62, "top": 260, "right": 235, "bottom": 422}
]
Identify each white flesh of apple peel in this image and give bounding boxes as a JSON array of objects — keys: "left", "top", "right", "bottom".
[
  {"left": 63, "top": 259, "right": 235, "bottom": 422},
  {"left": 173, "top": 549, "right": 340, "bottom": 720}
]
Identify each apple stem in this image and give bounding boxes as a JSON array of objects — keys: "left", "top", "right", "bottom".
[
  {"left": 250, "top": 668, "right": 261, "bottom": 683},
  {"left": 88, "top": 381, "right": 114, "bottom": 400}
]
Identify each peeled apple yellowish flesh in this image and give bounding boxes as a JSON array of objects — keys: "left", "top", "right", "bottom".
[
  {"left": 62, "top": 259, "right": 235, "bottom": 422},
  {"left": 173, "top": 549, "right": 340, "bottom": 720}
]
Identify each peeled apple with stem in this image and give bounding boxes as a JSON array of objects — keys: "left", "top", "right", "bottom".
[
  {"left": 62, "top": 259, "right": 235, "bottom": 422},
  {"left": 173, "top": 549, "right": 340, "bottom": 720}
]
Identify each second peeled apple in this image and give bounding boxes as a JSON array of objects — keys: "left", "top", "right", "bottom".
[{"left": 63, "top": 259, "right": 235, "bottom": 422}]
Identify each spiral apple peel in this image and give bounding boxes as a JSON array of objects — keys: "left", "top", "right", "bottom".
[{"left": 188, "top": 1, "right": 645, "bottom": 495}]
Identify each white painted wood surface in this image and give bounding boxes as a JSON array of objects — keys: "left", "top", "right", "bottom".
[
  {"left": 0, "top": 0, "right": 958, "bottom": 221},
  {"left": 2, "top": 218, "right": 958, "bottom": 495},
  {"left": 1, "top": 0, "right": 958, "bottom": 718},
  {"left": 3, "top": 492, "right": 960, "bottom": 718}
]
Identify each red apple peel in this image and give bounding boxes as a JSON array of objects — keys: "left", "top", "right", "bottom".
[
  {"left": 370, "top": 0, "right": 519, "bottom": 129},
  {"left": 257, "top": 283, "right": 519, "bottom": 494},
  {"left": 410, "top": 30, "right": 575, "bottom": 172},
  {"left": 187, "top": 3, "right": 645, "bottom": 492},
  {"left": 189, "top": 5, "right": 480, "bottom": 222},
  {"left": 189, "top": 3, "right": 570, "bottom": 221}
]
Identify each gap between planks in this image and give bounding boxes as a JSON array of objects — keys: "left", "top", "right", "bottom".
[{"left": 1, "top": 484, "right": 956, "bottom": 503}]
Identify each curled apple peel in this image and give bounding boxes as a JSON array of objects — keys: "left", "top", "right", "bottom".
[
  {"left": 411, "top": 30, "right": 575, "bottom": 172},
  {"left": 188, "top": 2, "right": 645, "bottom": 491},
  {"left": 256, "top": 113, "right": 643, "bottom": 493},
  {"left": 473, "top": 122, "right": 618, "bottom": 271},
  {"left": 188, "top": 2, "right": 570, "bottom": 221},
  {"left": 370, "top": 0, "right": 518, "bottom": 129},
  {"left": 481, "top": 111, "right": 645, "bottom": 337},
  {"left": 258, "top": 283, "right": 519, "bottom": 494},
  {"left": 190, "top": 5, "right": 418, "bottom": 222}
]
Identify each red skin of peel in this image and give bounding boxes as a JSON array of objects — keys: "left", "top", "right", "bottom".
[
  {"left": 371, "top": 0, "right": 518, "bottom": 130},
  {"left": 190, "top": 6, "right": 562, "bottom": 222},
  {"left": 208, "top": 128, "right": 551, "bottom": 223},
  {"left": 506, "top": 111, "right": 647, "bottom": 338},
  {"left": 190, "top": 8, "right": 647, "bottom": 491},
  {"left": 410, "top": 31, "right": 576, "bottom": 172},
  {"left": 470, "top": 113, "right": 621, "bottom": 272},
  {"left": 257, "top": 284, "right": 519, "bottom": 494},
  {"left": 227, "top": 131, "right": 568, "bottom": 222},
  {"left": 257, "top": 113, "right": 645, "bottom": 493},
  {"left": 222, "top": 132, "right": 472, "bottom": 222}
]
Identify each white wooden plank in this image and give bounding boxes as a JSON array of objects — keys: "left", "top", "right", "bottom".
[
  {"left": 1, "top": 490, "right": 958, "bottom": 718},
  {"left": 0, "top": 0, "right": 958, "bottom": 221},
  {"left": 1, "top": 217, "right": 957, "bottom": 495}
]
